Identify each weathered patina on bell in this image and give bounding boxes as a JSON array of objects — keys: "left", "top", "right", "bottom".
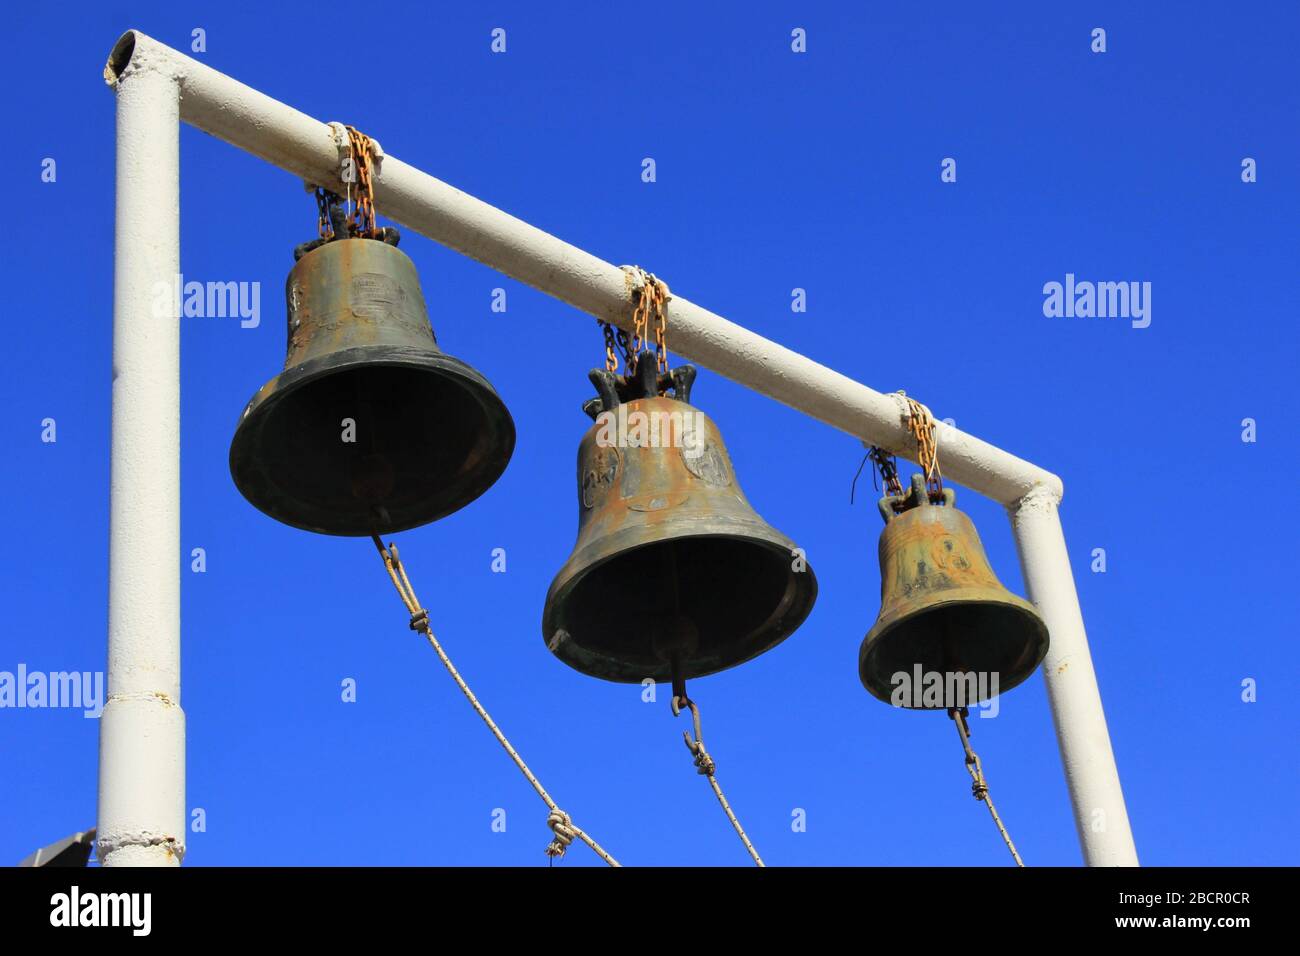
[
  {"left": 859, "top": 474, "right": 1049, "bottom": 707},
  {"left": 543, "top": 358, "right": 817, "bottom": 683},
  {"left": 229, "top": 235, "right": 514, "bottom": 535}
]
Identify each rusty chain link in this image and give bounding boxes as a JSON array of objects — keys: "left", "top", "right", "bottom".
[
  {"left": 343, "top": 125, "right": 379, "bottom": 239},
  {"left": 599, "top": 319, "right": 633, "bottom": 373},
  {"left": 315, "top": 187, "right": 336, "bottom": 240},
  {"left": 628, "top": 267, "right": 670, "bottom": 374},
  {"left": 857, "top": 395, "right": 944, "bottom": 508},
  {"left": 652, "top": 281, "right": 669, "bottom": 374},
  {"left": 598, "top": 267, "right": 670, "bottom": 379},
  {"left": 854, "top": 444, "right": 906, "bottom": 509},
  {"left": 901, "top": 394, "right": 944, "bottom": 501},
  {"left": 868, "top": 446, "right": 904, "bottom": 499}
]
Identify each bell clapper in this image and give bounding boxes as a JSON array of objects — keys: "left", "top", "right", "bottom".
[
  {"left": 367, "top": 505, "right": 392, "bottom": 537},
  {"left": 946, "top": 706, "right": 1024, "bottom": 867},
  {"left": 669, "top": 651, "right": 689, "bottom": 710}
]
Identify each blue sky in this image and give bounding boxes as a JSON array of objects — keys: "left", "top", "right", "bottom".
[{"left": 2, "top": 1, "right": 1296, "bottom": 866}]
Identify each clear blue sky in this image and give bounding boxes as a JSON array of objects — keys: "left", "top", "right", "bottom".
[{"left": 2, "top": 1, "right": 1296, "bottom": 866}]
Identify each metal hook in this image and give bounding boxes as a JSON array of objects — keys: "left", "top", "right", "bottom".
[{"left": 674, "top": 695, "right": 705, "bottom": 754}]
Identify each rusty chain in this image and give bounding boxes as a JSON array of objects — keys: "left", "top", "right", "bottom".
[
  {"left": 628, "top": 267, "right": 670, "bottom": 374},
  {"left": 344, "top": 125, "right": 379, "bottom": 239},
  {"left": 599, "top": 319, "right": 633, "bottom": 373},
  {"left": 652, "top": 279, "right": 669, "bottom": 373},
  {"left": 857, "top": 395, "right": 943, "bottom": 508},
  {"left": 863, "top": 392, "right": 946, "bottom": 509},
  {"left": 868, "top": 446, "right": 904, "bottom": 499},
  {"left": 369, "top": 534, "right": 621, "bottom": 867},
  {"left": 902, "top": 394, "right": 944, "bottom": 501},
  {"left": 598, "top": 267, "right": 670, "bottom": 379},
  {"left": 948, "top": 707, "right": 1024, "bottom": 866},
  {"left": 315, "top": 187, "right": 336, "bottom": 240},
  {"left": 853, "top": 444, "right": 904, "bottom": 509}
]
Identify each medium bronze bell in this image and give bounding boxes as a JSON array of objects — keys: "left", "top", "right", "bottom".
[
  {"left": 859, "top": 474, "right": 1049, "bottom": 707},
  {"left": 229, "top": 235, "right": 515, "bottom": 535},
  {"left": 543, "top": 358, "right": 817, "bottom": 683}
]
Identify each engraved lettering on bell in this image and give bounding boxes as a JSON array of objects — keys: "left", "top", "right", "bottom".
[
  {"left": 933, "top": 537, "right": 970, "bottom": 571},
  {"left": 682, "top": 436, "right": 730, "bottom": 486},
  {"left": 581, "top": 446, "right": 619, "bottom": 509},
  {"left": 350, "top": 272, "right": 405, "bottom": 316}
]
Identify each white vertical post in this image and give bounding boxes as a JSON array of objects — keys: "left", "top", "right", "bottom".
[
  {"left": 97, "top": 41, "right": 186, "bottom": 867},
  {"left": 1011, "top": 487, "right": 1137, "bottom": 866}
]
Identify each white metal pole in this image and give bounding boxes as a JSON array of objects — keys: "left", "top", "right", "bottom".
[
  {"left": 1011, "top": 487, "right": 1138, "bottom": 865},
  {"left": 98, "top": 41, "right": 186, "bottom": 867},
  {"left": 101, "top": 29, "right": 1136, "bottom": 865}
]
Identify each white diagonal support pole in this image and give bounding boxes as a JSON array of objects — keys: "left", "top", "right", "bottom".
[
  {"left": 98, "top": 38, "right": 186, "bottom": 867},
  {"left": 101, "top": 29, "right": 1136, "bottom": 865}
]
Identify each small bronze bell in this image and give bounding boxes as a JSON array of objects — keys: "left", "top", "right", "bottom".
[
  {"left": 543, "top": 358, "right": 817, "bottom": 683},
  {"left": 859, "top": 474, "right": 1049, "bottom": 707},
  {"left": 229, "top": 235, "right": 515, "bottom": 535}
]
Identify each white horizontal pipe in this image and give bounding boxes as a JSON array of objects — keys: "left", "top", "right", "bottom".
[
  {"left": 1011, "top": 489, "right": 1138, "bottom": 866},
  {"left": 103, "top": 30, "right": 1134, "bottom": 866},
  {"left": 106, "top": 30, "right": 1056, "bottom": 506},
  {"left": 99, "top": 50, "right": 186, "bottom": 867}
]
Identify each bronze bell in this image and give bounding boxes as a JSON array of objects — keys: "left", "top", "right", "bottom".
[
  {"left": 229, "top": 235, "right": 515, "bottom": 535},
  {"left": 543, "top": 358, "right": 817, "bottom": 683},
  {"left": 859, "top": 474, "right": 1049, "bottom": 707}
]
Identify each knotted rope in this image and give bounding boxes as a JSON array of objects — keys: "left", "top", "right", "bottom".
[
  {"left": 372, "top": 535, "right": 621, "bottom": 867},
  {"left": 673, "top": 695, "right": 765, "bottom": 867},
  {"left": 949, "top": 707, "right": 1023, "bottom": 867}
]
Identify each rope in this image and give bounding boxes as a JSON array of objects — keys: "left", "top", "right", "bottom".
[
  {"left": 948, "top": 707, "right": 1024, "bottom": 866},
  {"left": 370, "top": 535, "right": 621, "bottom": 867},
  {"left": 673, "top": 696, "right": 765, "bottom": 867}
]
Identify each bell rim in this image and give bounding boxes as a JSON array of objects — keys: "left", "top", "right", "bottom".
[
  {"left": 229, "top": 344, "right": 516, "bottom": 536},
  {"left": 858, "top": 589, "right": 1050, "bottom": 706},
  {"left": 542, "top": 530, "right": 818, "bottom": 683}
]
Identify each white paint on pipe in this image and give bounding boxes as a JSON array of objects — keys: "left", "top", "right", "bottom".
[
  {"left": 1011, "top": 486, "right": 1138, "bottom": 866},
  {"left": 99, "top": 42, "right": 185, "bottom": 867},
  {"left": 101, "top": 29, "right": 1135, "bottom": 865}
]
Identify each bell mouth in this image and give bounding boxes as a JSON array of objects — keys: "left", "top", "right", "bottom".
[
  {"left": 543, "top": 533, "right": 818, "bottom": 683},
  {"left": 859, "top": 596, "right": 1050, "bottom": 708},
  {"left": 229, "top": 345, "right": 515, "bottom": 535}
]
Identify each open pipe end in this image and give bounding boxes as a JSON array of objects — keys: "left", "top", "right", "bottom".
[{"left": 104, "top": 30, "right": 139, "bottom": 87}]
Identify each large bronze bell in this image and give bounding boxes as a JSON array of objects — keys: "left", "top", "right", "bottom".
[
  {"left": 229, "top": 235, "right": 515, "bottom": 535},
  {"left": 543, "top": 358, "right": 817, "bottom": 683},
  {"left": 859, "top": 474, "right": 1049, "bottom": 707}
]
